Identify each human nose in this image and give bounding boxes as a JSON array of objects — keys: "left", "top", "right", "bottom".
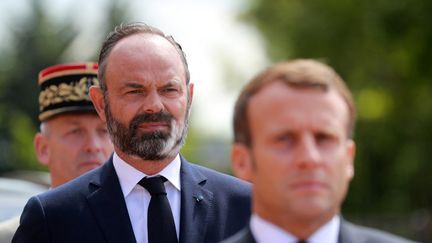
[
  {"left": 142, "top": 90, "right": 164, "bottom": 114},
  {"left": 295, "top": 135, "right": 321, "bottom": 168},
  {"left": 83, "top": 133, "right": 104, "bottom": 154}
]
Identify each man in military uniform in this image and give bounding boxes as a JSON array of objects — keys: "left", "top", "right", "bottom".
[{"left": 0, "top": 62, "right": 113, "bottom": 243}]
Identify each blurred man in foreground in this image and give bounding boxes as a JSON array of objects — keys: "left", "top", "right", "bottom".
[
  {"left": 0, "top": 62, "right": 113, "bottom": 243},
  {"left": 224, "top": 59, "right": 417, "bottom": 243}
]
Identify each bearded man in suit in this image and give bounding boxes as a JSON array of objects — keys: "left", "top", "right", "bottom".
[{"left": 13, "top": 22, "right": 251, "bottom": 243}]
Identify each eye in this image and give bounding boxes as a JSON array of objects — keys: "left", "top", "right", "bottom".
[
  {"left": 160, "top": 86, "right": 181, "bottom": 97},
  {"left": 276, "top": 134, "right": 292, "bottom": 142},
  {"left": 67, "top": 128, "right": 83, "bottom": 136},
  {"left": 163, "top": 87, "right": 179, "bottom": 93},
  {"left": 126, "top": 89, "right": 143, "bottom": 94},
  {"left": 274, "top": 133, "right": 295, "bottom": 146},
  {"left": 315, "top": 132, "right": 337, "bottom": 145}
]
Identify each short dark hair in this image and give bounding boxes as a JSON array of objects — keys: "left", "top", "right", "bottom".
[
  {"left": 233, "top": 59, "right": 356, "bottom": 147},
  {"left": 98, "top": 22, "right": 190, "bottom": 91}
]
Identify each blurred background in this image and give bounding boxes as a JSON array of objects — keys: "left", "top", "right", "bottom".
[{"left": 0, "top": 0, "right": 431, "bottom": 241}]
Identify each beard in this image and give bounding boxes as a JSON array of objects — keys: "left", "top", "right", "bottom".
[{"left": 104, "top": 99, "right": 190, "bottom": 161}]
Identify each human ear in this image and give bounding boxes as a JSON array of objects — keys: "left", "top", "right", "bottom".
[
  {"left": 231, "top": 143, "right": 254, "bottom": 182},
  {"left": 34, "top": 133, "right": 50, "bottom": 166},
  {"left": 187, "top": 83, "right": 194, "bottom": 106},
  {"left": 89, "top": 86, "right": 107, "bottom": 122}
]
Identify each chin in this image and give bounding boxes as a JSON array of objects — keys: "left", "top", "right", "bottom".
[{"left": 293, "top": 197, "right": 332, "bottom": 217}]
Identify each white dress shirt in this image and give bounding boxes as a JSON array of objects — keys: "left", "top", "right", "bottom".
[
  {"left": 113, "top": 152, "right": 181, "bottom": 243},
  {"left": 250, "top": 214, "right": 340, "bottom": 243}
]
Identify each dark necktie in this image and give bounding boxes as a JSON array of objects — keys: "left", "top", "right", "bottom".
[
  {"left": 139, "top": 176, "right": 178, "bottom": 243},
  {"left": 298, "top": 240, "right": 307, "bottom": 243}
]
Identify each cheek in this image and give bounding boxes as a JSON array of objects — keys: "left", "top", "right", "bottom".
[
  {"left": 254, "top": 145, "right": 291, "bottom": 169},
  {"left": 102, "top": 141, "right": 114, "bottom": 155},
  {"left": 337, "top": 151, "right": 353, "bottom": 178},
  {"left": 57, "top": 138, "right": 83, "bottom": 157},
  {"left": 49, "top": 145, "right": 77, "bottom": 169},
  {"left": 50, "top": 141, "right": 69, "bottom": 156},
  {"left": 252, "top": 160, "right": 292, "bottom": 208},
  {"left": 327, "top": 155, "right": 352, "bottom": 195},
  {"left": 252, "top": 150, "right": 290, "bottom": 185},
  {"left": 115, "top": 106, "right": 137, "bottom": 124},
  {"left": 167, "top": 97, "right": 188, "bottom": 117},
  {"left": 108, "top": 97, "right": 139, "bottom": 121},
  {"left": 63, "top": 147, "right": 80, "bottom": 161}
]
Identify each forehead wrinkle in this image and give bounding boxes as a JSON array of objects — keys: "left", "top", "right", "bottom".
[{"left": 123, "top": 82, "right": 144, "bottom": 89}]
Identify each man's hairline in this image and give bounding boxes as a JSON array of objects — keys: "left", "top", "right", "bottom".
[
  {"left": 242, "top": 80, "right": 352, "bottom": 147},
  {"left": 99, "top": 32, "right": 189, "bottom": 89}
]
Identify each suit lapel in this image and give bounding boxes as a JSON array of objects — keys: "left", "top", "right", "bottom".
[
  {"left": 238, "top": 227, "right": 256, "bottom": 243},
  {"left": 179, "top": 157, "right": 214, "bottom": 243},
  {"left": 86, "top": 158, "right": 137, "bottom": 243},
  {"left": 338, "top": 219, "right": 366, "bottom": 243}
]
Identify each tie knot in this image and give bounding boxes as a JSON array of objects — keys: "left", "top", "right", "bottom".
[{"left": 139, "top": 176, "right": 168, "bottom": 196}]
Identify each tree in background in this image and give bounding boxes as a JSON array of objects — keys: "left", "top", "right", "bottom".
[
  {"left": 0, "top": 1, "right": 75, "bottom": 171},
  {"left": 244, "top": 0, "right": 431, "bottom": 240},
  {"left": 0, "top": 0, "right": 129, "bottom": 171},
  {"left": 0, "top": 0, "right": 205, "bottom": 174}
]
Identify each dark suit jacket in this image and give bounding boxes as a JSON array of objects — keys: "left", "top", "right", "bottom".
[
  {"left": 12, "top": 156, "right": 251, "bottom": 243},
  {"left": 221, "top": 219, "right": 418, "bottom": 243}
]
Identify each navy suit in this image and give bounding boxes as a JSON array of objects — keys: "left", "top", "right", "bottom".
[
  {"left": 221, "top": 219, "right": 418, "bottom": 243},
  {"left": 12, "top": 156, "right": 251, "bottom": 243}
]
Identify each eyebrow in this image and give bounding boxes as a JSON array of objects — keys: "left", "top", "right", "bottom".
[
  {"left": 124, "top": 82, "right": 144, "bottom": 89},
  {"left": 122, "top": 79, "right": 181, "bottom": 88},
  {"left": 161, "top": 80, "right": 181, "bottom": 87}
]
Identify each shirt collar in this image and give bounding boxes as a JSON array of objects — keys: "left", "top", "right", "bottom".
[
  {"left": 308, "top": 215, "right": 340, "bottom": 243},
  {"left": 112, "top": 152, "right": 182, "bottom": 198},
  {"left": 250, "top": 214, "right": 340, "bottom": 243},
  {"left": 250, "top": 214, "right": 297, "bottom": 243}
]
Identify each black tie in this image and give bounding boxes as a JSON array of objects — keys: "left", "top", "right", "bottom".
[
  {"left": 139, "top": 176, "right": 178, "bottom": 243},
  {"left": 298, "top": 240, "right": 307, "bottom": 243}
]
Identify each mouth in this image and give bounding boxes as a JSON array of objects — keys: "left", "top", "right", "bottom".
[
  {"left": 138, "top": 122, "right": 170, "bottom": 132},
  {"left": 290, "top": 180, "right": 327, "bottom": 193}
]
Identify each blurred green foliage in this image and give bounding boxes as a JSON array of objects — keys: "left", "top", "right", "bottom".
[
  {"left": 244, "top": 0, "right": 431, "bottom": 240},
  {"left": 0, "top": 0, "right": 129, "bottom": 171},
  {"left": 0, "top": 0, "right": 208, "bottom": 174}
]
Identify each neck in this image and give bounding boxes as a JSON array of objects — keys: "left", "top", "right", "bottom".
[
  {"left": 50, "top": 178, "right": 61, "bottom": 188},
  {"left": 115, "top": 149, "right": 176, "bottom": 175},
  {"left": 254, "top": 205, "right": 335, "bottom": 240},
  {"left": 50, "top": 175, "right": 70, "bottom": 188}
]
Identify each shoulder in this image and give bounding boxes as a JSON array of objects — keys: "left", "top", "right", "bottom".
[
  {"left": 30, "top": 164, "right": 104, "bottom": 209},
  {"left": 220, "top": 226, "right": 255, "bottom": 243},
  {"left": 184, "top": 161, "right": 251, "bottom": 194},
  {"left": 340, "top": 220, "right": 419, "bottom": 243}
]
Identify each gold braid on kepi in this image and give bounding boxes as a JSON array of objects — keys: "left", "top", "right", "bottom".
[{"left": 37, "top": 62, "right": 100, "bottom": 121}]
